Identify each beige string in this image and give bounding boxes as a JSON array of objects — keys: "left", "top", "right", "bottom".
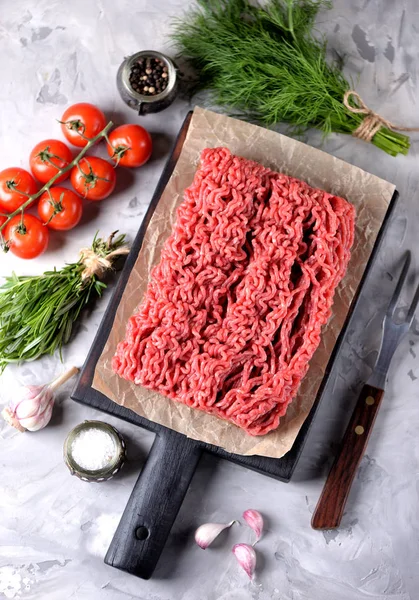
[
  {"left": 80, "top": 245, "right": 129, "bottom": 282},
  {"left": 343, "top": 90, "right": 419, "bottom": 142}
]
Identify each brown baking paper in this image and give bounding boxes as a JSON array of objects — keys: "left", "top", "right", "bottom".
[{"left": 93, "top": 107, "right": 395, "bottom": 458}]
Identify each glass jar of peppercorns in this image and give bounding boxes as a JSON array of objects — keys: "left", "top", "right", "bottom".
[{"left": 117, "top": 50, "right": 179, "bottom": 115}]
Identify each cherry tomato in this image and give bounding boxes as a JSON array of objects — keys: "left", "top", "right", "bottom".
[
  {"left": 0, "top": 215, "right": 6, "bottom": 227},
  {"left": 4, "top": 214, "right": 49, "bottom": 259},
  {"left": 38, "top": 187, "right": 83, "bottom": 231},
  {"left": 60, "top": 103, "right": 106, "bottom": 148},
  {"left": 107, "top": 124, "right": 152, "bottom": 168},
  {"left": 0, "top": 168, "right": 38, "bottom": 213},
  {"left": 70, "top": 156, "right": 116, "bottom": 201},
  {"left": 29, "top": 139, "right": 73, "bottom": 184}
]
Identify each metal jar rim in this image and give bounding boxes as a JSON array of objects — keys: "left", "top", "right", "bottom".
[{"left": 63, "top": 420, "right": 126, "bottom": 481}]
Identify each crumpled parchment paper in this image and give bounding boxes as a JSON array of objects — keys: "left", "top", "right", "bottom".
[{"left": 92, "top": 107, "right": 395, "bottom": 458}]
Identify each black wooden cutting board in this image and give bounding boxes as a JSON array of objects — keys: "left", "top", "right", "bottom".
[{"left": 72, "top": 111, "right": 398, "bottom": 579}]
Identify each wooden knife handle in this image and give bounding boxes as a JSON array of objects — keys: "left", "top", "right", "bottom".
[{"left": 311, "top": 384, "right": 384, "bottom": 530}]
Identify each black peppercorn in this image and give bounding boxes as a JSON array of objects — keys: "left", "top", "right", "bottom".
[{"left": 129, "top": 55, "right": 169, "bottom": 96}]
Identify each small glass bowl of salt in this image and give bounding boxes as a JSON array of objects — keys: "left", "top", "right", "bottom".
[{"left": 64, "top": 420, "right": 126, "bottom": 482}]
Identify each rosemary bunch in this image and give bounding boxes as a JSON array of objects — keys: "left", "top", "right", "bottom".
[
  {"left": 172, "top": 0, "right": 411, "bottom": 156},
  {"left": 0, "top": 232, "right": 128, "bottom": 372}
]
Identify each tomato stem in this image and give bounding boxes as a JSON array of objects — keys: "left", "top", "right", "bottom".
[
  {"left": 38, "top": 147, "right": 68, "bottom": 171},
  {"left": 18, "top": 209, "right": 26, "bottom": 235},
  {"left": 44, "top": 191, "right": 64, "bottom": 226},
  {"left": 0, "top": 121, "right": 114, "bottom": 235},
  {"left": 78, "top": 159, "right": 111, "bottom": 194},
  {"left": 103, "top": 133, "right": 131, "bottom": 168},
  {"left": 6, "top": 181, "right": 31, "bottom": 199},
  {"left": 57, "top": 119, "right": 90, "bottom": 142},
  {"left": 111, "top": 144, "right": 131, "bottom": 168},
  {"left": 0, "top": 237, "right": 9, "bottom": 253}
]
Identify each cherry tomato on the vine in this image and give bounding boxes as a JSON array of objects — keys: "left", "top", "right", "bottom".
[
  {"left": 38, "top": 187, "right": 83, "bottom": 231},
  {"left": 4, "top": 214, "right": 49, "bottom": 259},
  {"left": 107, "top": 124, "right": 152, "bottom": 168},
  {"left": 60, "top": 103, "right": 106, "bottom": 148},
  {"left": 0, "top": 168, "right": 38, "bottom": 213},
  {"left": 70, "top": 156, "right": 116, "bottom": 201},
  {"left": 29, "top": 139, "right": 73, "bottom": 184}
]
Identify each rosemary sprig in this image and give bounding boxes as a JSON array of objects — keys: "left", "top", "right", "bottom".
[
  {"left": 0, "top": 232, "right": 128, "bottom": 372},
  {"left": 172, "top": 0, "right": 411, "bottom": 156}
]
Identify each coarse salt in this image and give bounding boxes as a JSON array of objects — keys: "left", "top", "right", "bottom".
[{"left": 71, "top": 428, "right": 116, "bottom": 471}]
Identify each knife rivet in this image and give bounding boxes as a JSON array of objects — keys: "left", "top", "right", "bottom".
[
  {"left": 355, "top": 425, "right": 364, "bottom": 435},
  {"left": 366, "top": 396, "right": 375, "bottom": 405}
]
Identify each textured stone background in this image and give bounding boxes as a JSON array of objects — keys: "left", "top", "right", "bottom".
[{"left": 0, "top": 1, "right": 418, "bottom": 599}]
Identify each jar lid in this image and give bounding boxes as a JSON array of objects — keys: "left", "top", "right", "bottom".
[{"left": 63, "top": 420, "right": 126, "bottom": 482}]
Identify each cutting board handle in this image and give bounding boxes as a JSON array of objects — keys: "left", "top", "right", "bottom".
[{"left": 105, "top": 429, "right": 202, "bottom": 579}]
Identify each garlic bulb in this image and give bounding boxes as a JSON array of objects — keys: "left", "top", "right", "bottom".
[
  {"left": 1, "top": 367, "right": 79, "bottom": 432},
  {"left": 243, "top": 509, "right": 264, "bottom": 544},
  {"left": 195, "top": 521, "right": 236, "bottom": 549},
  {"left": 232, "top": 543, "right": 257, "bottom": 579},
  {"left": 2, "top": 385, "right": 53, "bottom": 432}
]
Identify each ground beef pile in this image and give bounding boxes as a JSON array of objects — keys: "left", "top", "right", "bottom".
[{"left": 113, "top": 148, "right": 355, "bottom": 436}]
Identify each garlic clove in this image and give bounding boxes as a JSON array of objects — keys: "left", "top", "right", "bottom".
[
  {"left": 232, "top": 543, "right": 257, "bottom": 579},
  {"left": 14, "top": 387, "right": 50, "bottom": 420},
  {"left": 14, "top": 398, "right": 42, "bottom": 420},
  {"left": 22, "top": 384, "right": 47, "bottom": 401},
  {"left": 195, "top": 521, "right": 236, "bottom": 549},
  {"left": 243, "top": 509, "right": 264, "bottom": 544},
  {"left": 20, "top": 402, "right": 54, "bottom": 432}
]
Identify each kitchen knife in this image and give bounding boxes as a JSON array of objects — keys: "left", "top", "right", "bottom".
[{"left": 312, "top": 251, "right": 419, "bottom": 530}]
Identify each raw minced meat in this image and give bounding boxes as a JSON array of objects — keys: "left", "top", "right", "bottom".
[{"left": 113, "top": 147, "right": 355, "bottom": 436}]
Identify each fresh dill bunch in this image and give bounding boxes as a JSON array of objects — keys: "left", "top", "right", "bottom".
[
  {"left": 0, "top": 232, "right": 128, "bottom": 372},
  {"left": 172, "top": 0, "right": 410, "bottom": 156}
]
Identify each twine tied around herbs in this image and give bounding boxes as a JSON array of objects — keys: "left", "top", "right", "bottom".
[
  {"left": 344, "top": 90, "right": 419, "bottom": 142},
  {"left": 79, "top": 244, "right": 130, "bottom": 282}
]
